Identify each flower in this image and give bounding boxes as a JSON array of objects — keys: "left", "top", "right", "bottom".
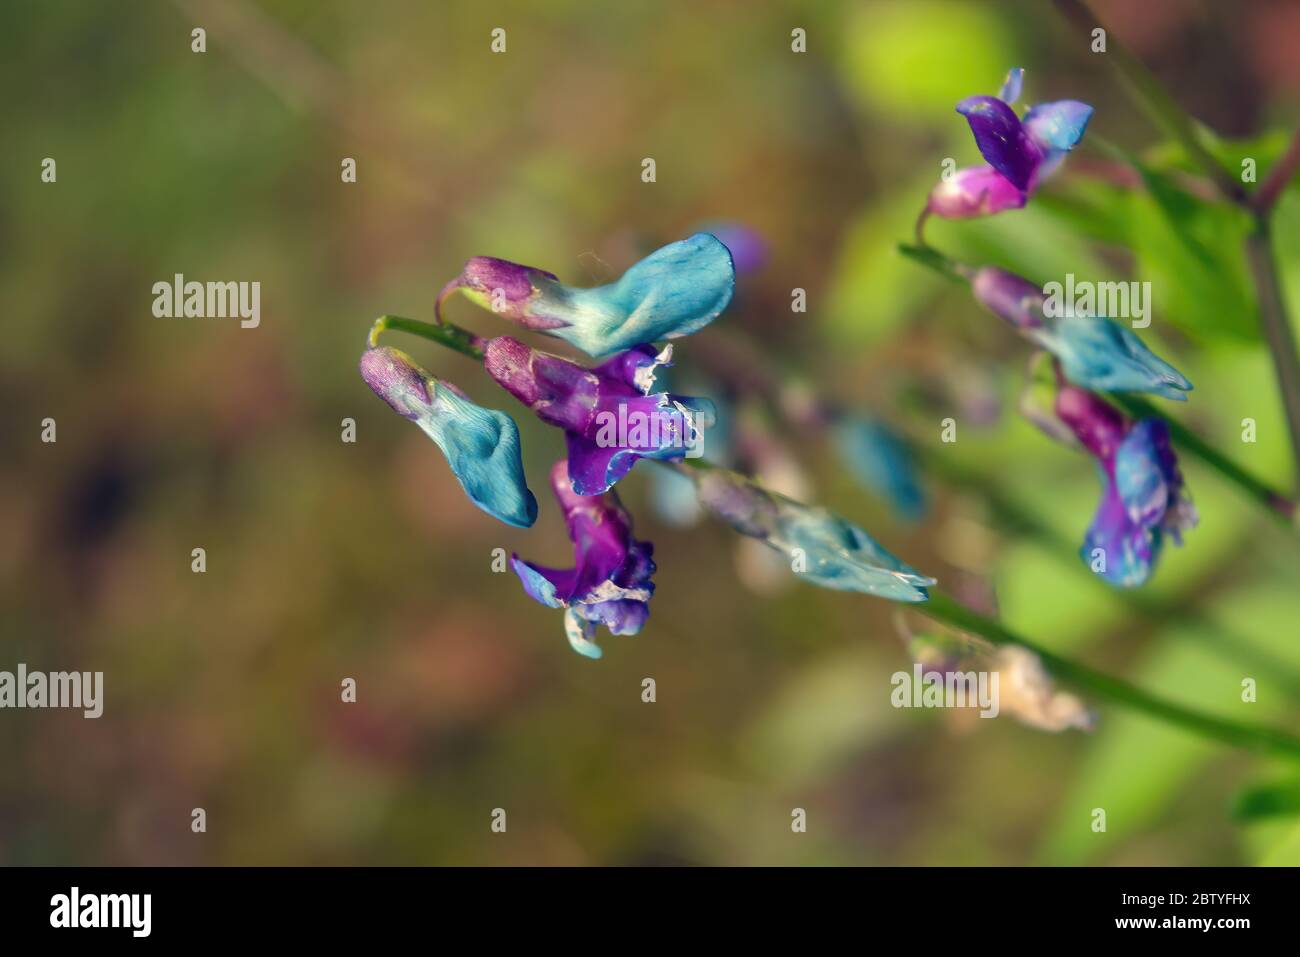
[
  {"left": 926, "top": 68, "right": 1092, "bottom": 220},
  {"left": 359, "top": 346, "right": 537, "bottom": 528},
  {"left": 1051, "top": 383, "right": 1197, "bottom": 586},
  {"left": 831, "top": 415, "right": 927, "bottom": 521},
  {"left": 688, "top": 467, "right": 936, "bottom": 601},
  {"left": 994, "top": 646, "right": 1095, "bottom": 733},
  {"left": 511, "top": 461, "right": 656, "bottom": 659},
  {"left": 437, "top": 233, "right": 736, "bottom": 358},
  {"left": 972, "top": 266, "right": 1193, "bottom": 400},
  {"left": 483, "top": 335, "right": 716, "bottom": 496}
]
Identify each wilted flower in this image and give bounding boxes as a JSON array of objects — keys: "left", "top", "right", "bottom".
[
  {"left": 1048, "top": 382, "right": 1197, "bottom": 586},
  {"left": 973, "top": 266, "right": 1193, "bottom": 401},
  {"left": 512, "top": 461, "right": 656, "bottom": 659},
  {"left": 359, "top": 347, "right": 538, "bottom": 528},
  {"left": 437, "top": 233, "right": 736, "bottom": 358},
  {"left": 688, "top": 467, "right": 936, "bottom": 601},
  {"left": 483, "top": 335, "right": 715, "bottom": 496},
  {"left": 831, "top": 416, "right": 927, "bottom": 521},
  {"left": 927, "top": 68, "right": 1092, "bottom": 220},
  {"left": 994, "top": 646, "right": 1095, "bottom": 733}
]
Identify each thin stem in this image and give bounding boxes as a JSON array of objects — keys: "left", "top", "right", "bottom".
[
  {"left": 368, "top": 314, "right": 485, "bottom": 360},
  {"left": 1250, "top": 126, "right": 1300, "bottom": 216},
  {"left": 1244, "top": 222, "right": 1300, "bottom": 490},
  {"left": 923, "top": 591, "right": 1300, "bottom": 761},
  {"left": 668, "top": 435, "right": 1300, "bottom": 757},
  {"left": 898, "top": 243, "right": 1298, "bottom": 522},
  {"left": 1053, "top": 0, "right": 1246, "bottom": 204},
  {"left": 897, "top": 243, "right": 970, "bottom": 284}
]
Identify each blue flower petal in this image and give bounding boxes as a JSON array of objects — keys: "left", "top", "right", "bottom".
[
  {"left": 1022, "top": 100, "right": 1094, "bottom": 158},
  {"left": 359, "top": 347, "right": 538, "bottom": 528},
  {"left": 1034, "top": 315, "right": 1193, "bottom": 400},
  {"left": 542, "top": 233, "right": 736, "bottom": 357},
  {"left": 1081, "top": 475, "right": 1161, "bottom": 587}
]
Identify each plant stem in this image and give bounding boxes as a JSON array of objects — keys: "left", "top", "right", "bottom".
[
  {"left": 922, "top": 591, "right": 1300, "bottom": 760},
  {"left": 368, "top": 314, "right": 485, "bottom": 360},
  {"left": 1251, "top": 127, "right": 1300, "bottom": 216},
  {"left": 1243, "top": 221, "right": 1300, "bottom": 490}
]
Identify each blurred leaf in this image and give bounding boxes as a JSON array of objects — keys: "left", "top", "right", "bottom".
[
  {"left": 1120, "top": 151, "right": 1258, "bottom": 342},
  {"left": 1232, "top": 778, "right": 1300, "bottom": 822},
  {"left": 838, "top": 1, "right": 1011, "bottom": 121}
]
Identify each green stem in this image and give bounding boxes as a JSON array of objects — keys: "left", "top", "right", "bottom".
[
  {"left": 898, "top": 243, "right": 1298, "bottom": 524},
  {"left": 1243, "top": 220, "right": 1300, "bottom": 492},
  {"left": 922, "top": 591, "right": 1300, "bottom": 760},
  {"left": 368, "top": 314, "right": 485, "bottom": 360}
]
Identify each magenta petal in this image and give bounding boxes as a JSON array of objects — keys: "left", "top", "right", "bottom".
[{"left": 927, "top": 165, "right": 1028, "bottom": 219}]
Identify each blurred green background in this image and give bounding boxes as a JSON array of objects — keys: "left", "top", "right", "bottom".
[{"left": 3, "top": 0, "right": 1300, "bottom": 865}]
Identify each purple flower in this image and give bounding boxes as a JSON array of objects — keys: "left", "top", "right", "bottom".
[
  {"left": 927, "top": 68, "right": 1092, "bottom": 220},
  {"left": 512, "top": 461, "right": 656, "bottom": 659},
  {"left": 1053, "top": 384, "right": 1197, "bottom": 586},
  {"left": 483, "top": 336, "right": 715, "bottom": 496},
  {"left": 972, "top": 266, "right": 1193, "bottom": 400},
  {"left": 437, "top": 234, "right": 736, "bottom": 357}
]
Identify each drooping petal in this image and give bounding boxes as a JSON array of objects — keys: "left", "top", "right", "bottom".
[
  {"left": 1114, "top": 418, "right": 1198, "bottom": 538},
  {"left": 512, "top": 461, "right": 656, "bottom": 658},
  {"left": 1022, "top": 100, "right": 1094, "bottom": 159},
  {"left": 926, "top": 165, "right": 1028, "bottom": 219},
  {"left": 443, "top": 234, "right": 736, "bottom": 358},
  {"left": 1032, "top": 315, "right": 1194, "bottom": 400},
  {"left": 359, "top": 347, "right": 537, "bottom": 528},
  {"left": 831, "top": 416, "right": 927, "bottom": 521},
  {"left": 690, "top": 468, "right": 935, "bottom": 602},
  {"left": 956, "top": 95, "right": 1043, "bottom": 191},
  {"left": 1081, "top": 468, "right": 1161, "bottom": 587}
]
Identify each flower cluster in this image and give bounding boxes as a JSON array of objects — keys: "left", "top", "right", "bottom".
[{"left": 362, "top": 232, "right": 936, "bottom": 656}]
